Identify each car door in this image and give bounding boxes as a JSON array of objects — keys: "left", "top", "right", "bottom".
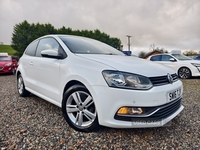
[
  {"left": 31, "top": 37, "right": 65, "bottom": 103},
  {"left": 159, "top": 55, "right": 178, "bottom": 71},
  {"left": 21, "top": 40, "right": 39, "bottom": 88}
]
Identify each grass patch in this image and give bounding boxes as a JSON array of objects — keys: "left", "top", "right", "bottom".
[{"left": 0, "top": 45, "right": 17, "bottom": 55}]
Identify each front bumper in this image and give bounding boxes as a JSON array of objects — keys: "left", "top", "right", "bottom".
[
  {"left": 89, "top": 80, "right": 184, "bottom": 128},
  {"left": 191, "top": 66, "right": 200, "bottom": 77},
  {"left": 0, "top": 66, "right": 13, "bottom": 74}
]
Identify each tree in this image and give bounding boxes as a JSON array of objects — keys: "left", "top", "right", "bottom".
[
  {"left": 12, "top": 20, "right": 122, "bottom": 56},
  {"left": 183, "top": 50, "right": 198, "bottom": 56},
  {"left": 138, "top": 51, "right": 146, "bottom": 58},
  {"left": 11, "top": 21, "right": 32, "bottom": 56},
  {"left": 149, "top": 44, "right": 167, "bottom": 53}
]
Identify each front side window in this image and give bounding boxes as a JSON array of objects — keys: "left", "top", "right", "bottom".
[
  {"left": 150, "top": 55, "right": 161, "bottom": 61},
  {"left": 161, "top": 55, "right": 173, "bottom": 61},
  {"left": 36, "top": 38, "right": 60, "bottom": 57}
]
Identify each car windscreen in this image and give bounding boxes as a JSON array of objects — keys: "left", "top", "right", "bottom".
[
  {"left": 172, "top": 54, "right": 192, "bottom": 60},
  {"left": 59, "top": 36, "right": 124, "bottom": 55},
  {"left": 0, "top": 57, "right": 11, "bottom": 61},
  {"left": 195, "top": 55, "right": 200, "bottom": 60}
]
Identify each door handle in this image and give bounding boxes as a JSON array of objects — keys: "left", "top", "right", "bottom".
[{"left": 29, "top": 62, "right": 33, "bottom": 66}]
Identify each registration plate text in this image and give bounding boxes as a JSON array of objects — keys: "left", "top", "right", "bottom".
[{"left": 168, "top": 88, "right": 181, "bottom": 101}]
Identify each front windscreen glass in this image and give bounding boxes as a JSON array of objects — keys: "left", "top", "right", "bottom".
[
  {"left": 0, "top": 57, "right": 11, "bottom": 61},
  {"left": 172, "top": 54, "right": 192, "bottom": 60},
  {"left": 59, "top": 36, "right": 124, "bottom": 55}
]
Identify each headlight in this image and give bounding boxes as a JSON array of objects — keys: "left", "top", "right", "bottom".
[
  {"left": 5, "top": 63, "right": 12, "bottom": 66},
  {"left": 102, "top": 70, "right": 153, "bottom": 90},
  {"left": 191, "top": 63, "right": 200, "bottom": 67}
]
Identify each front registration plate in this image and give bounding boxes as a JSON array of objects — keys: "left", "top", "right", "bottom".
[{"left": 167, "top": 88, "right": 181, "bottom": 101}]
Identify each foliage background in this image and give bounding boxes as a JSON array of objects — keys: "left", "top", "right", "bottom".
[{"left": 11, "top": 20, "right": 122, "bottom": 56}]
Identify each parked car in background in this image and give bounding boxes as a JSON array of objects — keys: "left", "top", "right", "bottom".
[
  {"left": 147, "top": 53, "right": 200, "bottom": 79},
  {"left": 194, "top": 55, "right": 200, "bottom": 60},
  {"left": 0, "top": 53, "right": 18, "bottom": 74},
  {"left": 17, "top": 35, "right": 184, "bottom": 132}
]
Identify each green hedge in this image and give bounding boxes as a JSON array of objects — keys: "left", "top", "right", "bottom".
[{"left": 0, "top": 45, "right": 17, "bottom": 56}]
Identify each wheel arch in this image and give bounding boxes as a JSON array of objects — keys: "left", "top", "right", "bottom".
[
  {"left": 16, "top": 71, "right": 21, "bottom": 78},
  {"left": 62, "top": 80, "right": 99, "bottom": 113},
  {"left": 63, "top": 80, "right": 85, "bottom": 96}
]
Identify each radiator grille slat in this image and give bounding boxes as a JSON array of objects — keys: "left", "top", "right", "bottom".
[{"left": 149, "top": 73, "right": 178, "bottom": 86}]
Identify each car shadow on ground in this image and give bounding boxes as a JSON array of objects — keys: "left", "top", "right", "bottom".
[{"left": 0, "top": 74, "right": 15, "bottom": 76}]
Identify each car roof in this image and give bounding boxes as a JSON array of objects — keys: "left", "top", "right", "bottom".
[{"left": 149, "top": 53, "right": 172, "bottom": 57}]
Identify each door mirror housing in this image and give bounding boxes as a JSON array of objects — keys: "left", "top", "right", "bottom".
[
  {"left": 169, "top": 58, "right": 176, "bottom": 62},
  {"left": 41, "top": 50, "right": 63, "bottom": 59}
]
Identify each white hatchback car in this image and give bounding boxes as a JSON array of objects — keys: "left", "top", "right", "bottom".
[
  {"left": 147, "top": 53, "right": 200, "bottom": 79},
  {"left": 17, "top": 35, "right": 184, "bottom": 132}
]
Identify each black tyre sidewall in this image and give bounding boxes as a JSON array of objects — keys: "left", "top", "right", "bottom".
[
  {"left": 62, "top": 84, "right": 99, "bottom": 132},
  {"left": 12, "top": 68, "right": 16, "bottom": 75}
]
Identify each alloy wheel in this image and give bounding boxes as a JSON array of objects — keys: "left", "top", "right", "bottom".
[
  {"left": 18, "top": 76, "right": 24, "bottom": 95},
  {"left": 66, "top": 91, "right": 97, "bottom": 128},
  {"left": 178, "top": 67, "right": 191, "bottom": 79}
]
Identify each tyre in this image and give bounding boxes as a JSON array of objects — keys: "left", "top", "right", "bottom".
[
  {"left": 17, "top": 74, "right": 30, "bottom": 97},
  {"left": 178, "top": 67, "right": 191, "bottom": 79},
  {"left": 62, "top": 84, "right": 99, "bottom": 132},
  {"left": 12, "top": 67, "right": 16, "bottom": 75}
]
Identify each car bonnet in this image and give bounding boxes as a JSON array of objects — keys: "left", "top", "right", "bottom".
[{"left": 76, "top": 54, "right": 175, "bottom": 77}]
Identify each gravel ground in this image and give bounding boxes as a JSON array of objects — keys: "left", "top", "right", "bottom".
[{"left": 0, "top": 75, "right": 200, "bottom": 150}]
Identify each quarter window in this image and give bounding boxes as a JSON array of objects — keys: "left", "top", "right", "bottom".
[{"left": 25, "top": 40, "right": 39, "bottom": 56}]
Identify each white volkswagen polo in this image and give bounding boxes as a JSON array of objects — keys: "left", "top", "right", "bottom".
[{"left": 17, "top": 35, "right": 184, "bottom": 132}]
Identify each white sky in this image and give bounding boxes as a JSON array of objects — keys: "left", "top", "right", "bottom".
[{"left": 0, "top": 0, "right": 200, "bottom": 55}]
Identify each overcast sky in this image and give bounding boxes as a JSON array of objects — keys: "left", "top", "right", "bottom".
[{"left": 0, "top": 0, "right": 200, "bottom": 55}]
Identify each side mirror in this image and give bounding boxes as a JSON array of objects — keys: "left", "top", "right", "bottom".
[
  {"left": 169, "top": 58, "right": 176, "bottom": 62},
  {"left": 41, "top": 49, "right": 63, "bottom": 59}
]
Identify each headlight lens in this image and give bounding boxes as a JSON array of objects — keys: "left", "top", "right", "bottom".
[
  {"left": 102, "top": 70, "right": 153, "bottom": 90},
  {"left": 191, "top": 63, "right": 200, "bottom": 67},
  {"left": 5, "top": 63, "right": 12, "bottom": 66}
]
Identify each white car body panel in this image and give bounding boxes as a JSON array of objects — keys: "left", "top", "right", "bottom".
[
  {"left": 76, "top": 54, "right": 175, "bottom": 77},
  {"left": 17, "top": 35, "right": 184, "bottom": 129},
  {"left": 90, "top": 81, "right": 183, "bottom": 127}
]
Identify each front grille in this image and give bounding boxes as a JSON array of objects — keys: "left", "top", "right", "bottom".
[
  {"left": 171, "top": 74, "right": 179, "bottom": 81},
  {"left": 149, "top": 73, "right": 178, "bottom": 86},
  {"left": 114, "top": 97, "right": 182, "bottom": 122}
]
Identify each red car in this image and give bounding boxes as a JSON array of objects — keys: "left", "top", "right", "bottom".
[{"left": 0, "top": 53, "right": 18, "bottom": 74}]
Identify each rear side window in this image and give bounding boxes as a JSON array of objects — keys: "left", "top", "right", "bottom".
[
  {"left": 150, "top": 55, "right": 161, "bottom": 61},
  {"left": 25, "top": 40, "right": 39, "bottom": 56}
]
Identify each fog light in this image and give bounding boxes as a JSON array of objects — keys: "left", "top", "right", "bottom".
[{"left": 117, "top": 107, "right": 143, "bottom": 115}]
